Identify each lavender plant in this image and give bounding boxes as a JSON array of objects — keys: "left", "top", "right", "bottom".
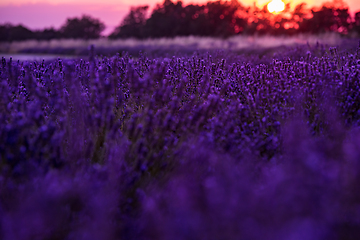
[{"left": 1, "top": 41, "right": 360, "bottom": 239}]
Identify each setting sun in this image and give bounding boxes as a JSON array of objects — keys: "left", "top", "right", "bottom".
[{"left": 267, "top": 0, "right": 285, "bottom": 13}]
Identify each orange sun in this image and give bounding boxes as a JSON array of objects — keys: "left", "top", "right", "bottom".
[{"left": 267, "top": 0, "right": 285, "bottom": 13}]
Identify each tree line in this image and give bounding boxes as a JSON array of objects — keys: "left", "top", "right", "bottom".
[
  {"left": 1, "top": 0, "right": 360, "bottom": 42},
  {"left": 0, "top": 15, "right": 105, "bottom": 42}
]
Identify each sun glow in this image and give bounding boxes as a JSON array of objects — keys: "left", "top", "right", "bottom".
[{"left": 267, "top": 0, "right": 285, "bottom": 13}]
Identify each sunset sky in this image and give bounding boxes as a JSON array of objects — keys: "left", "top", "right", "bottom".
[{"left": 1, "top": 0, "right": 360, "bottom": 35}]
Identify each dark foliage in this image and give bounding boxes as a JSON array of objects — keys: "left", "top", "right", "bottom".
[
  {"left": 0, "top": 24, "right": 35, "bottom": 42},
  {"left": 60, "top": 15, "right": 105, "bottom": 39},
  {"left": 1, "top": 0, "right": 359, "bottom": 42},
  {"left": 353, "top": 11, "right": 360, "bottom": 33},
  {"left": 0, "top": 15, "right": 105, "bottom": 42},
  {"left": 109, "top": 5, "right": 149, "bottom": 39},
  {"left": 111, "top": 0, "right": 359, "bottom": 38},
  {"left": 0, "top": 24, "right": 62, "bottom": 42},
  {"left": 34, "top": 27, "right": 62, "bottom": 40},
  {"left": 299, "top": 1, "right": 352, "bottom": 34},
  {"left": 112, "top": 0, "right": 249, "bottom": 38}
]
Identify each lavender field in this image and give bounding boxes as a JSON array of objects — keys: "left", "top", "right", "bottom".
[{"left": 1, "top": 41, "right": 360, "bottom": 239}]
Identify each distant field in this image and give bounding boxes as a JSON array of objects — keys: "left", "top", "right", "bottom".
[
  {"left": 1, "top": 33, "right": 358, "bottom": 58},
  {"left": 0, "top": 53, "right": 78, "bottom": 61}
]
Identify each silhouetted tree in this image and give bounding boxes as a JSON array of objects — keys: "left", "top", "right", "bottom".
[
  {"left": 204, "top": 0, "right": 246, "bottom": 37},
  {"left": 245, "top": 4, "right": 273, "bottom": 35},
  {"left": 143, "top": 0, "right": 185, "bottom": 38},
  {"left": 289, "top": 3, "right": 309, "bottom": 32},
  {"left": 0, "top": 24, "right": 11, "bottom": 42},
  {"left": 0, "top": 24, "right": 34, "bottom": 42},
  {"left": 60, "top": 15, "right": 105, "bottom": 39},
  {"left": 334, "top": 7, "right": 351, "bottom": 33},
  {"left": 353, "top": 11, "right": 360, "bottom": 34},
  {"left": 109, "top": 5, "right": 149, "bottom": 39},
  {"left": 2, "top": 0, "right": 360, "bottom": 42},
  {"left": 172, "top": 4, "right": 207, "bottom": 36},
  {"left": 35, "top": 27, "right": 61, "bottom": 40},
  {"left": 299, "top": 0, "right": 351, "bottom": 34},
  {"left": 110, "top": 0, "right": 248, "bottom": 39},
  {"left": 10, "top": 25, "right": 34, "bottom": 41}
]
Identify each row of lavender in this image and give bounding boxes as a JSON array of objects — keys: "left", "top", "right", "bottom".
[{"left": 1, "top": 42, "right": 360, "bottom": 239}]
